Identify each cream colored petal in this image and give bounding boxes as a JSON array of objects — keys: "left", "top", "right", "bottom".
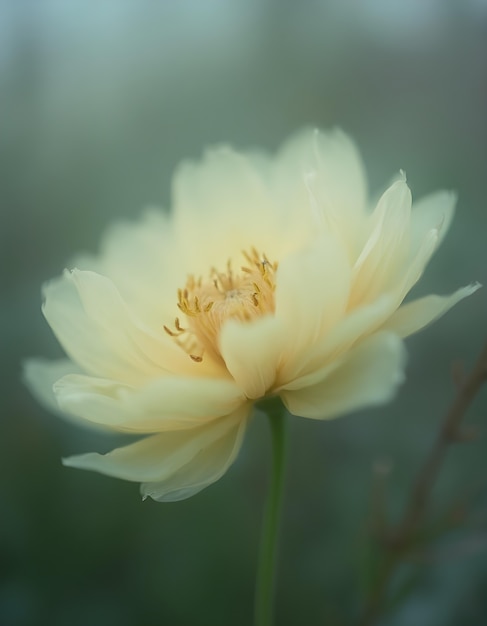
[
  {"left": 219, "top": 316, "right": 285, "bottom": 400},
  {"left": 141, "top": 415, "right": 248, "bottom": 502},
  {"left": 381, "top": 283, "right": 481, "bottom": 338},
  {"left": 274, "top": 235, "right": 351, "bottom": 373},
  {"left": 23, "top": 359, "right": 113, "bottom": 432},
  {"left": 172, "top": 146, "right": 280, "bottom": 265},
  {"left": 395, "top": 228, "right": 440, "bottom": 303},
  {"left": 63, "top": 405, "right": 250, "bottom": 501},
  {"left": 280, "top": 294, "right": 395, "bottom": 390},
  {"left": 281, "top": 332, "right": 406, "bottom": 419},
  {"left": 42, "top": 270, "right": 158, "bottom": 383},
  {"left": 54, "top": 375, "right": 131, "bottom": 429},
  {"left": 361, "top": 196, "right": 454, "bottom": 315},
  {"left": 352, "top": 180, "right": 412, "bottom": 305},
  {"left": 266, "top": 128, "right": 369, "bottom": 256},
  {"left": 410, "top": 190, "right": 456, "bottom": 256},
  {"left": 275, "top": 128, "right": 368, "bottom": 218},
  {"left": 71, "top": 211, "right": 187, "bottom": 326},
  {"left": 311, "top": 128, "right": 368, "bottom": 225},
  {"left": 171, "top": 130, "right": 369, "bottom": 266},
  {"left": 99, "top": 211, "right": 190, "bottom": 324},
  {"left": 54, "top": 374, "right": 246, "bottom": 433},
  {"left": 71, "top": 269, "right": 202, "bottom": 375},
  {"left": 43, "top": 269, "right": 213, "bottom": 384},
  {"left": 354, "top": 178, "right": 409, "bottom": 271},
  {"left": 23, "top": 358, "right": 82, "bottom": 416}
]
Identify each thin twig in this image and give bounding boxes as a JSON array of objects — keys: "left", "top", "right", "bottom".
[{"left": 360, "top": 340, "right": 487, "bottom": 626}]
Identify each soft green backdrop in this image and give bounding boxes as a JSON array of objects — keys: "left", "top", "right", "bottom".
[{"left": 1, "top": 2, "right": 486, "bottom": 625}]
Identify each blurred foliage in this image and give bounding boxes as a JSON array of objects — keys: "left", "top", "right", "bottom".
[{"left": 1, "top": 1, "right": 486, "bottom": 625}]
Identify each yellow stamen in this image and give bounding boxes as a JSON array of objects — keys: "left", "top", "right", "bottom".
[{"left": 163, "top": 248, "right": 277, "bottom": 364}]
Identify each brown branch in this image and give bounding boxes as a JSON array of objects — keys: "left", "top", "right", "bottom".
[{"left": 359, "top": 340, "right": 487, "bottom": 626}]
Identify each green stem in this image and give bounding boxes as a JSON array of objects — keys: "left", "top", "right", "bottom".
[{"left": 254, "top": 401, "right": 288, "bottom": 626}]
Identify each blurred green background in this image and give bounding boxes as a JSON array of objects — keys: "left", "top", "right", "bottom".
[{"left": 1, "top": 1, "right": 486, "bottom": 625}]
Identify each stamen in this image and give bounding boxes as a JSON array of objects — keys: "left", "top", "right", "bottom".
[
  {"left": 175, "top": 318, "right": 185, "bottom": 332},
  {"left": 165, "top": 247, "right": 277, "bottom": 365}
]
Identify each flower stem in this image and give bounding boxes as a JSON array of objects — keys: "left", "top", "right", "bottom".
[{"left": 254, "top": 401, "right": 288, "bottom": 626}]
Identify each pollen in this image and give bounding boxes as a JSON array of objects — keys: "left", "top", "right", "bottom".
[{"left": 164, "top": 248, "right": 277, "bottom": 363}]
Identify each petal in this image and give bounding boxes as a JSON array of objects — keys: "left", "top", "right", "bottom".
[
  {"left": 219, "top": 316, "right": 285, "bottom": 400},
  {"left": 281, "top": 294, "right": 395, "bottom": 390},
  {"left": 63, "top": 405, "right": 250, "bottom": 501},
  {"left": 274, "top": 234, "right": 351, "bottom": 379},
  {"left": 23, "top": 359, "right": 113, "bottom": 432},
  {"left": 381, "top": 283, "right": 481, "bottom": 338},
  {"left": 281, "top": 332, "right": 406, "bottom": 420},
  {"left": 141, "top": 416, "right": 247, "bottom": 502},
  {"left": 392, "top": 194, "right": 457, "bottom": 307},
  {"left": 267, "top": 128, "right": 369, "bottom": 256},
  {"left": 312, "top": 127, "right": 368, "bottom": 215},
  {"left": 395, "top": 227, "right": 440, "bottom": 302},
  {"left": 274, "top": 128, "right": 368, "bottom": 219},
  {"left": 23, "top": 358, "right": 82, "bottom": 417},
  {"left": 54, "top": 374, "right": 132, "bottom": 429},
  {"left": 71, "top": 211, "right": 190, "bottom": 328},
  {"left": 410, "top": 190, "right": 456, "bottom": 257},
  {"left": 171, "top": 129, "right": 369, "bottom": 268},
  {"left": 351, "top": 179, "right": 412, "bottom": 305},
  {"left": 172, "top": 146, "right": 280, "bottom": 265},
  {"left": 54, "top": 374, "right": 246, "bottom": 433},
  {"left": 43, "top": 269, "right": 213, "bottom": 384}
]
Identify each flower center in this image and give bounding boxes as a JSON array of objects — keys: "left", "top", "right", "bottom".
[{"left": 164, "top": 248, "right": 277, "bottom": 363}]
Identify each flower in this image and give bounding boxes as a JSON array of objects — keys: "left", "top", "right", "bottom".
[{"left": 25, "top": 129, "right": 478, "bottom": 502}]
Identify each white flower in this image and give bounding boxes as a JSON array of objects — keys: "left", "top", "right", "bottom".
[{"left": 25, "top": 129, "right": 479, "bottom": 501}]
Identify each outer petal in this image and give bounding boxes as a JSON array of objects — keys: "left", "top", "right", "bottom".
[
  {"left": 281, "top": 294, "right": 395, "bottom": 390},
  {"left": 281, "top": 332, "right": 406, "bottom": 420},
  {"left": 54, "top": 374, "right": 246, "bottom": 433},
  {"left": 219, "top": 316, "right": 284, "bottom": 400},
  {"left": 220, "top": 235, "right": 351, "bottom": 398},
  {"left": 274, "top": 234, "right": 351, "bottom": 378},
  {"left": 410, "top": 190, "right": 456, "bottom": 257},
  {"left": 43, "top": 269, "right": 217, "bottom": 384},
  {"left": 172, "top": 128, "right": 369, "bottom": 267},
  {"left": 63, "top": 405, "right": 250, "bottom": 502},
  {"left": 395, "top": 228, "right": 440, "bottom": 302},
  {"left": 274, "top": 128, "right": 368, "bottom": 220},
  {"left": 141, "top": 415, "right": 247, "bottom": 502},
  {"left": 351, "top": 179, "right": 412, "bottom": 306},
  {"left": 172, "top": 146, "right": 281, "bottom": 265},
  {"left": 266, "top": 128, "right": 368, "bottom": 257},
  {"left": 72, "top": 211, "right": 186, "bottom": 321},
  {"left": 381, "top": 283, "right": 481, "bottom": 338},
  {"left": 311, "top": 128, "right": 368, "bottom": 219},
  {"left": 23, "top": 358, "right": 82, "bottom": 416}
]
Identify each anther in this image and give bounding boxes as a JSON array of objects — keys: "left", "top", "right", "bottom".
[
  {"left": 175, "top": 318, "right": 185, "bottom": 332},
  {"left": 168, "top": 247, "right": 277, "bottom": 363}
]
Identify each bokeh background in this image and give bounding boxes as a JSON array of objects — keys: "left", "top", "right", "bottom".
[{"left": 1, "top": 1, "right": 486, "bottom": 625}]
